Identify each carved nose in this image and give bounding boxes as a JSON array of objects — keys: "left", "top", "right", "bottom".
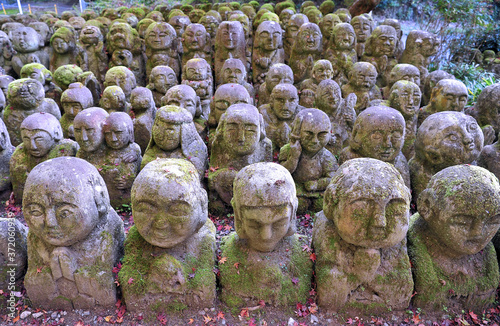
[
  {"left": 261, "top": 225, "right": 272, "bottom": 240},
  {"left": 81, "top": 129, "right": 88, "bottom": 141},
  {"left": 45, "top": 209, "right": 58, "bottom": 228},
  {"left": 372, "top": 211, "right": 386, "bottom": 228}
]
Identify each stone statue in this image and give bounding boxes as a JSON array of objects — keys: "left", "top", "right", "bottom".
[
  {"left": 252, "top": 21, "right": 284, "bottom": 86},
  {"left": 279, "top": 108, "right": 338, "bottom": 213},
  {"left": 11, "top": 26, "right": 49, "bottom": 77},
  {"left": 10, "top": 113, "right": 79, "bottom": 203},
  {"left": 409, "top": 111, "right": 484, "bottom": 203},
  {"left": 100, "top": 112, "right": 142, "bottom": 207},
  {"left": 418, "top": 79, "right": 468, "bottom": 126},
  {"left": 361, "top": 25, "right": 398, "bottom": 88},
  {"left": 325, "top": 23, "right": 357, "bottom": 86},
  {"left": 313, "top": 158, "right": 413, "bottom": 312},
  {"left": 467, "top": 83, "right": 500, "bottom": 146},
  {"left": 199, "top": 14, "right": 219, "bottom": 50},
  {"left": 145, "top": 22, "right": 180, "bottom": 80},
  {"left": 341, "top": 62, "right": 381, "bottom": 114},
  {"left": 3, "top": 79, "right": 61, "bottom": 146},
  {"left": 181, "top": 23, "right": 212, "bottom": 67},
  {"left": 220, "top": 162, "right": 312, "bottom": 308},
  {"left": 23, "top": 157, "right": 124, "bottom": 310},
  {"left": 141, "top": 106, "right": 208, "bottom": 180},
  {"left": 209, "top": 104, "right": 272, "bottom": 210},
  {"left": 49, "top": 27, "right": 86, "bottom": 72},
  {"left": 79, "top": 25, "right": 108, "bottom": 85},
  {"left": 104, "top": 66, "right": 137, "bottom": 103},
  {"left": 0, "top": 218, "right": 27, "bottom": 288},
  {"left": 339, "top": 106, "right": 410, "bottom": 187},
  {"left": 119, "top": 158, "right": 215, "bottom": 312},
  {"left": 60, "top": 82, "right": 93, "bottom": 140},
  {"left": 257, "top": 63, "right": 293, "bottom": 106},
  {"left": 130, "top": 87, "right": 156, "bottom": 154},
  {"left": 0, "top": 119, "right": 14, "bottom": 200},
  {"left": 421, "top": 70, "right": 454, "bottom": 107},
  {"left": 319, "top": 14, "right": 342, "bottom": 53},
  {"left": 221, "top": 58, "right": 255, "bottom": 99},
  {"left": 214, "top": 21, "right": 247, "bottom": 85},
  {"left": 162, "top": 85, "right": 207, "bottom": 136},
  {"left": 228, "top": 12, "right": 252, "bottom": 69},
  {"left": 381, "top": 63, "right": 420, "bottom": 99},
  {"left": 299, "top": 60, "right": 335, "bottom": 103},
  {"left": 400, "top": 30, "right": 440, "bottom": 86},
  {"left": 146, "top": 65, "right": 177, "bottom": 108},
  {"left": 74, "top": 107, "right": 109, "bottom": 166},
  {"left": 181, "top": 58, "right": 213, "bottom": 118},
  {"left": 315, "top": 79, "right": 357, "bottom": 157},
  {"left": 351, "top": 14, "right": 373, "bottom": 59},
  {"left": 208, "top": 84, "right": 252, "bottom": 130},
  {"left": 259, "top": 83, "right": 302, "bottom": 152},
  {"left": 284, "top": 14, "right": 308, "bottom": 63},
  {"left": 20, "top": 63, "right": 62, "bottom": 109},
  {"left": 380, "top": 18, "right": 404, "bottom": 60},
  {"left": 100, "top": 86, "right": 129, "bottom": 114},
  {"left": 0, "top": 30, "right": 15, "bottom": 77},
  {"left": 289, "top": 23, "right": 322, "bottom": 85},
  {"left": 53, "top": 64, "right": 101, "bottom": 106},
  {"left": 409, "top": 165, "right": 500, "bottom": 311}
]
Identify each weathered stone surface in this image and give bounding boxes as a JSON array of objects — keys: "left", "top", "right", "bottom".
[
  {"left": 74, "top": 107, "right": 109, "bottom": 166},
  {"left": 409, "top": 165, "right": 500, "bottom": 311},
  {"left": 341, "top": 62, "right": 381, "bottom": 114},
  {"left": 11, "top": 27, "right": 49, "bottom": 77},
  {"left": 257, "top": 63, "right": 293, "bottom": 107},
  {"left": 0, "top": 119, "right": 14, "bottom": 200},
  {"left": 289, "top": 23, "right": 322, "bottom": 85},
  {"left": 214, "top": 21, "right": 246, "bottom": 86},
  {"left": 60, "top": 82, "right": 93, "bottom": 139},
  {"left": 130, "top": 87, "right": 156, "bottom": 154},
  {"left": 147, "top": 65, "right": 177, "bottom": 108},
  {"left": 325, "top": 23, "right": 357, "bottom": 86},
  {"left": 0, "top": 218, "right": 28, "bottom": 289},
  {"left": 181, "top": 58, "right": 213, "bottom": 119}
]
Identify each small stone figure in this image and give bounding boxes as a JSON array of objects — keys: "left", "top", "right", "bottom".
[
  {"left": 421, "top": 70, "right": 455, "bottom": 107},
  {"left": 289, "top": 23, "right": 322, "bottom": 85},
  {"left": 319, "top": 14, "right": 342, "bottom": 53},
  {"left": 79, "top": 25, "right": 108, "bottom": 85},
  {"left": 10, "top": 113, "right": 78, "bottom": 203},
  {"left": 279, "top": 108, "right": 338, "bottom": 213},
  {"left": 299, "top": 60, "right": 335, "bottom": 99},
  {"left": 257, "top": 63, "right": 294, "bottom": 106},
  {"left": 361, "top": 25, "right": 398, "bottom": 88},
  {"left": 23, "top": 157, "right": 124, "bottom": 310},
  {"left": 220, "top": 162, "right": 312, "bottom": 308},
  {"left": 260, "top": 83, "right": 302, "bottom": 152},
  {"left": 209, "top": 104, "right": 272, "bottom": 209},
  {"left": 418, "top": 79, "right": 468, "bottom": 126},
  {"left": 315, "top": 79, "right": 357, "bottom": 156},
  {"left": 341, "top": 62, "right": 381, "bottom": 114},
  {"left": 409, "top": 111, "right": 484, "bottom": 203},
  {"left": 0, "top": 218, "right": 28, "bottom": 288},
  {"left": 146, "top": 65, "right": 177, "bottom": 108},
  {"left": 199, "top": 14, "right": 219, "bottom": 50},
  {"left": 351, "top": 14, "right": 373, "bottom": 59},
  {"left": 145, "top": 22, "right": 180, "bottom": 80},
  {"left": 400, "top": 30, "right": 440, "bottom": 86},
  {"left": 3, "top": 79, "right": 61, "bottom": 146},
  {"left": 0, "top": 30, "right": 15, "bottom": 77},
  {"left": 182, "top": 58, "right": 213, "bottom": 118},
  {"left": 100, "top": 112, "right": 142, "bottom": 207},
  {"left": 119, "top": 158, "right": 215, "bottom": 312},
  {"left": 141, "top": 106, "right": 208, "bottom": 180},
  {"left": 284, "top": 14, "right": 308, "bottom": 63},
  {"left": 221, "top": 58, "right": 255, "bottom": 99},
  {"left": 409, "top": 165, "right": 500, "bottom": 311},
  {"left": 214, "top": 21, "right": 247, "bottom": 85},
  {"left": 181, "top": 23, "right": 212, "bottom": 67},
  {"left": 11, "top": 27, "right": 50, "bottom": 77},
  {"left": 380, "top": 18, "right": 404, "bottom": 60},
  {"left": 104, "top": 66, "right": 137, "bottom": 104},
  {"left": 0, "top": 119, "right": 14, "bottom": 200},
  {"left": 325, "top": 23, "right": 357, "bottom": 86},
  {"left": 130, "top": 87, "right": 156, "bottom": 154},
  {"left": 100, "top": 86, "right": 129, "bottom": 114},
  {"left": 228, "top": 12, "right": 253, "bottom": 69},
  {"left": 0, "top": 75, "right": 14, "bottom": 103},
  {"left": 60, "top": 83, "right": 93, "bottom": 140},
  {"left": 53, "top": 64, "right": 101, "bottom": 106},
  {"left": 381, "top": 63, "right": 420, "bottom": 99},
  {"left": 74, "top": 107, "right": 109, "bottom": 166},
  {"left": 252, "top": 21, "right": 284, "bottom": 86},
  {"left": 20, "top": 63, "right": 63, "bottom": 108},
  {"left": 208, "top": 83, "right": 253, "bottom": 134},
  {"left": 339, "top": 106, "right": 410, "bottom": 187},
  {"left": 467, "top": 83, "right": 500, "bottom": 146},
  {"left": 49, "top": 27, "right": 86, "bottom": 72},
  {"left": 313, "top": 158, "right": 413, "bottom": 312}
]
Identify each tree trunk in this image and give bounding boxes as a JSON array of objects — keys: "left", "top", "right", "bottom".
[{"left": 349, "top": 0, "right": 382, "bottom": 17}]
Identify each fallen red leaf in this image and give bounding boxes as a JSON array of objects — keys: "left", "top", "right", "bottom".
[
  {"left": 217, "top": 311, "right": 225, "bottom": 320},
  {"left": 240, "top": 308, "right": 249, "bottom": 318},
  {"left": 309, "top": 253, "right": 317, "bottom": 262},
  {"left": 219, "top": 257, "right": 227, "bottom": 264}
]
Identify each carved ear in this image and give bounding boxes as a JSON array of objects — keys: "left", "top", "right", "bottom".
[
  {"left": 93, "top": 183, "right": 109, "bottom": 219},
  {"left": 232, "top": 199, "right": 247, "bottom": 239},
  {"left": 417, "top": 188, "right": 435, "bottom": 222},
  {"left": 322, "top": 183, "right": 338, "bottom": 221},
  {"left": 285, "top": 199, "right": 298, "bottom": 237},
  {"left": 350, "top": 127, "right": 361, "bottom": 151}
]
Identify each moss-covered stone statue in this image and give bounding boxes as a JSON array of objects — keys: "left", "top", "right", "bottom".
[
  {"left": 208, "top": 83, "right": 252, "bottom": 130},
  {"left": 0, "top": 119, "right": 14, "bottom": 200},
  {"left": 421, "top": 70, "right": 454, "bottom": 107},
  {"left": 130, "top": 87, "right": 156, "bottom": 154},
  {"left": 400, "top": 30, "right": 440, "bottom": 87},
  {"left": 313, "top": 158, "right": 413, "bottom": 313},
  {"left": 221, "top": 58, "right": 255, "bottom": 99},
  {"left": 220, "top": 162, "right": 312, "bottom": 308},
  {"left": 74, "top": 107, "right": 109, "bottom": 166},
  {"left": 181, "top": 58, "right": 213, "bottom": 119},
  {"left": 252, "top": 21, "right": 284, "bottom": 86},
  {"left": 289, "top": 23, "right": 322, "bottom": 85},
  {"left": 279, "top": 108, "right": 338, "bottom": 214},
  {"left": 20, "top": 63, "right": 63, "bottom": 109},
  {"left": 11, "top": 26, "right": 49, "bottom": 77},
  {"left": 380, "top": 18, "right": 404, "bottom": 61},
  {"left": 341, "top": 62, "right": 381, "bottom": 114},
  {"left": 408, "top": 165, "right": 500, "bottom": 312},
  {"left": 79, "top": 25, "right": 108, "bottom": 86},
  {"left": 181, "top": 23, "right": 212, "bottom": 67},
  {"left": 381, "top": 63, "right": 420, "bottom": 99},
  {"left": 259, "top": 83, "right": 303, "bottom": 152},
  {"left": 144, "top": 22, "right": 180, "bottom": 81},
  {"left": 49, "top": 27, "right": 86, "bottom": 72},
  {"left": 214, "top": 21, "right": 247, "bottom": 86},
  {"left": 299, "top": 60, "right": 335, "bottom": 106},
  {"left": 23, "top": 157, "right": 124, "bottom": 310},
  {"left": 325, "top": 23, "right": 357, "bottom": 86},
  {"left": 351, "top": 14, "right": 374, "bottom": 59},
  {"left": 209, "top": 104, "right": 272, "bottom": 211},
  {"left": 141, "top": 106, "right": 207, "bottom": 180},
  {"left": 118, "top": 158, "right": 215, "bottom": 313},
  {"left": 0, "top": 218, "right": 27, "bottom": 289},
  {"left": 104, "top": 66, "right": 137, "bottom": 103},
  {"left": 339, "top": 106, "right": 410, "bottom": 188},
  {"left": 257, "top": 63, "right": 294, "bottom": 106},
  {"left": 0, "top": 30, "right": 15, "bottom": 77},
  {"left": 3, "top": 79, "right": 61, "bottom": 146},
  {"left": 467, "top": 83, "right": 500, "bottom": 146},
  {"left": 284, "top": 13, "right": 308, "bottom": 63},
  {"left": 146, "top": 65, "right": 177, "bottom": 108},
  {"left": 319, "top": 14, "right": 341, "bottom": 54},
  {"left": 418, "top": 79, "right": 468, "bottom": 127},
  {"left": 409, "top": 111, "right": 484, "bottom": 203},
  {"left": 99, "top": 86, "right": 129, "bottom": 114},
  {"left": 60, "top": 82, "right": 93, "bottom": 139},
  {"left": 10, "top": 113, "right": 79, "bottom": 203},
  {"left": 53, "top": 64, "right": 101, "bottom": 106},
  {"left": 315, "top": 79, "right": 356, "bottom": 157}
]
